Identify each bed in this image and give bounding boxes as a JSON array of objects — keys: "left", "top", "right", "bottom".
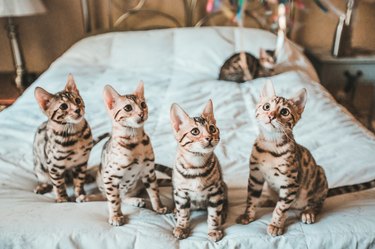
[{"left": 1, "top": 5, "right": 375, "bottom": 249}]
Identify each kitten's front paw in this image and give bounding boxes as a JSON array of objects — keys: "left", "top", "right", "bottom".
[
  {"left": 173, "top": 227, "right": 190, "bottom": 240},
  {"left": 134, "top": 198, "right": 146, "bottom": 208},
  {"left": 125, "top": 197, "right": 146, "bottom": 208},
  {"left": 74, "top": 189, "right": 86, "bottom": 198},
  {"left": 155, "top": 206, "right": 168, "bottom": 214},
  {"left": 208, "top": 229, "right": 223, "bottom": 242},
  {"left": 108, "top": 215, "right": 125, "bottom": 226},
  {"left": 236, "top": 213, "right": 255, "bottom": 225},
  {"left": 75, "top": 194, "right": 87, "bottom": 203},
  {"left": 301, "top": 211, "right": 316, "bottom": 224},
  {"left": 267, "top": 224, "right": 284, "bottom": 236},
  {"left": 34, "top": 184, "right": 53, "bottom": 194},
  {"left": 56, "top": 196, "right": 69, "bottom": 203}
]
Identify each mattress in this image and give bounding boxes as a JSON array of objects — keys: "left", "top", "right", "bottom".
[{"left": 0, "top": 27, "right": 374, "bottom": 249}]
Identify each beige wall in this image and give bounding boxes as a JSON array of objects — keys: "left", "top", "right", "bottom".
[
  {"left": 0, "top": 0, "right": 84, "bottom": 73},
  {"left": 0, "top": 0, "right": 374, "bottom": 74},
  {"left": 292, "top": 0, "right": 375, "bottom": 51}
]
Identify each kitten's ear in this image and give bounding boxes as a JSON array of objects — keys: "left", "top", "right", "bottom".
[
  {"left": 170, "top": 103, "right": 190, "bottom": 133},
  {"left": 259, "top": 48, "right": 268, "bottom": 59},
  {"left": 65, "top": 74, "right": 79, "bottom": 94},
  {"left": 291, "top": 88, "right": 307, "bottom": 114},
  {"left": 202, "top": 99, "right": 216, "bottom": 123},
  {"left": 259, "top": 49, "right": 275, "bottom": 69},
  {"left": 35, "top": 87, "right": 53, "bottom": 112},
  {"left": 260, "top": 80, "right": 276, "bottom": 100},
  {"left": 103, "top": 85, "right": 120, "bottom": 111},
  {"left": 134, "top": 80, "right": 144, "bottom": 98}
]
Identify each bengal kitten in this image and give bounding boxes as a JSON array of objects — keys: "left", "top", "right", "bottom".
[
  {"left": 219, "top": 48, "right": 276, "bottom": 83},
  {"left": 170, "top": 100, "right": 228, "bottom": 242},
  {"left": 99, "top": 82, "right": 167, "bottom": 226},
  {"left": 237, "top": 81, "right": 375, "bottom": 236},
  {"left": 33, "top": 74, "right": 93, "bottom": 203}
]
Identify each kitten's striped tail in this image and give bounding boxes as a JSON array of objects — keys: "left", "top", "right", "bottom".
[
  {"left": 93, "top": 132, "right": 110, "bottom": 146},
  {"left": 327, "top": 179, "right": 375, "bottom": 197},
  {"left": 155, "top": 163, "right": 172, "bottom": 187}
]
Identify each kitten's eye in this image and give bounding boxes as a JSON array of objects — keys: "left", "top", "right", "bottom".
[
  {"left": 141, "top": 102, "right": 147, "bottom": 109},
  {"left": 280, "top": 108, "right": 289, "bottom": 116},
  {"left": 209, "top": 125, "right": 216, "bottom": 133},
  {"left": 124, "top": 104, "right": 133, "bottom": 112},
  {"left": 59, "top": 103, "right": 68, "bottom": 110},
  {"left": 263, "top": 103, "right": 270, "bottom": 111},
  {"left": 75, "top": 98, "right": 81, "bottom": 105},
  {"left": 191, "top": 128, "right": 200, "bottom": 136}
]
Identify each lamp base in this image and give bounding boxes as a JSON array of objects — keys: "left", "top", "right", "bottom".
[{"left": 6, "top": 17, "right": 27, "bottom": 92}]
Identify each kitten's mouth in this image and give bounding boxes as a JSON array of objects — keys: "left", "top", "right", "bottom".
[
  {"left": 265, "top": 121, "right": 275, "bottom": 128},
  {"left": 137, "top": 118, "right": 144, "bottom": 124},
  {"left": 67, "top": 116, "right": 83, "bottom": 124},
  {"left": 205, "top": 141, "right": 214, "bottom": 148},
  {"left": 73, "top": 115, "right": 83, "bottom": 121}
]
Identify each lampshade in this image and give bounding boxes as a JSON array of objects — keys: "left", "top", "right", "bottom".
[{"left": 0, "top": 0, "right": 46, "bottom": 17}]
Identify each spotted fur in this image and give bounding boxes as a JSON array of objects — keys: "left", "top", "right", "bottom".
[
  {"left": 33, "top": 74, "right": 93, "bottom": 203},
  {"left": 170, "top": 100, "right": 228, "bottom": 242},
  {"left": 237, "top": 80, "right": 325, "bottom": 236},
  {"left": 219, "top": 49, "right": 276, "bottom": 83},
  {"left": 94, "top": 81, "right": 167, "bottom": 226},
  {"left": 237, "top": 81, "right": 375, "bottom": 236}
]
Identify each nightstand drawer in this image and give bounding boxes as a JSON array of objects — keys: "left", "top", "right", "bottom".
[
  {"left": 0, "top": 73, "right": 20, "bottom": 107},
  {"left": 305, "top": 48, "right": 375, "bottom": 131},
  {"left": 305, "top": 48, "right": 375, "bottom": 93}
]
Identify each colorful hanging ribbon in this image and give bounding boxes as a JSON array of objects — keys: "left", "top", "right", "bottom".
[
  {"left": 235, "top": 0, "right": 246, "bottom": 26},
  {"left": 313, "top": 0, "right": 329, "bottom": 12},
  {"left": 206, "top": 0, "right": 222, "bottom": 13}
]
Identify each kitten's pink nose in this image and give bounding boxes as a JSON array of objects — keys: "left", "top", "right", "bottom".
[
  {"left": 268, "top": 113, "right": 276, "bottom": 121},
  {"left": 139, "top": 113, "right": 144, "bottom": 119}
]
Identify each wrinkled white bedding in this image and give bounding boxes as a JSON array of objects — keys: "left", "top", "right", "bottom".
[{"left": 0, "top": 27, "right": 374, "bottom": 249}]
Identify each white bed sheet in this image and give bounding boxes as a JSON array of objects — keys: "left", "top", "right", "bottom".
[{"left": 0, "top": 27, "right": 374, "bottom": 249}]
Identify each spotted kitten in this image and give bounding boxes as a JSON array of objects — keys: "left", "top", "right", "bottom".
[
  {"left": 33, "top": 74, "right": 93, "bottom": 203},
  {"left": 170, "top": 100, "right": 228, "bottom": 242},
  {"left": 237, "top": 81, "right": 375, "bottom": 236},
  {"left": 98, "top": 81, "right": 167, "bottom": 226},
  {"left": 219, "top": 48, "right": 276, "bottom": 83}
]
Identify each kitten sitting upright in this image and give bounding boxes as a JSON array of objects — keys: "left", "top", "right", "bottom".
[
  {"left": 219, "top": 48, "right": 276, "bottom": 83},
  {"left": 99, "top": 81, "right": 167, "bottom": 226},
  {"left": 237, "top": 81, "right": 375, "bottom": 236},
  {"left": 170, "top": 100, "right": 228, "bottom": 242},
  {"left": 237, "top": 81, "right": 329, "bottom": 236},
  {"left": 33, "top": 74, "right": 93, "bottom": 202}
]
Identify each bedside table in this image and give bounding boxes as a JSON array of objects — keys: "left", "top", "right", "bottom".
[
  {"left": 0, "top": 73, "right": 20, "bottom": 108},
  {"left": 305, "top": 48, "right": 375, "bottom": 131},
  {"left": 0, "top": 72, "right": 39, "bottom": 110}
]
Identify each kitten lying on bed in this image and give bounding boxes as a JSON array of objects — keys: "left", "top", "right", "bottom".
[
  {"left": 33, "top": 74, "right": 93, "bottom": 203},
  {"left": 219, "top": 49, "right": 276, "bottom": 83},
  {"left": 237, "top": 81, "right": 375, "bottom": 236},
  {"left": 94, "top": 82, "right": 168, "bottom": 226},
  {"left": 170, "top": 100, "right": 228, "bottom": 242}
]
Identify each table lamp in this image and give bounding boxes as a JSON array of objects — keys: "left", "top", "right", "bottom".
[{"left": 0, "top": 0, "right": 46, "bottom": 92}]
